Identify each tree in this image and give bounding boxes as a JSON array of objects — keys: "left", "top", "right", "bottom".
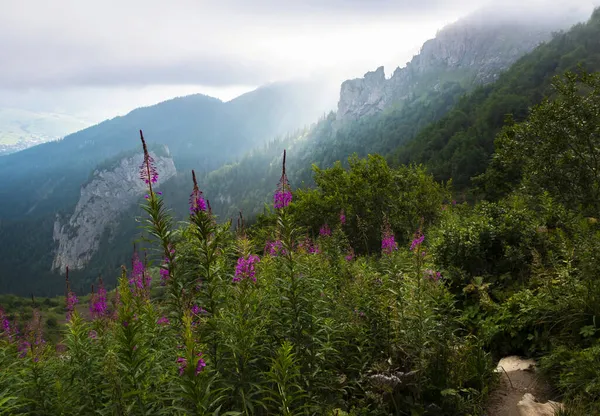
[{"left": 489, "top": 70, "right": 600, "bottom": 215}]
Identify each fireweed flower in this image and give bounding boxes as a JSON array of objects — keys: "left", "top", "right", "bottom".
[
  {"left": 340, "top": 210, "right": 346, "bottom": 225},
  {"left": 309, "top": 243, "right": 320, "bottom": 254},
  {"left": 157, "top": 316, "right": 170, "bottom": 325},
  {"left": 274, "top": 149, "right": 292, "bottom": 209},
  {"left": 265, "top": 240, "right": 286, "bottom": 256},
  {"left": 345, "top": 248, "right": 355, "bottom": 262},
  {"left": 176, "top": 357, "right": 188, "bottom": 376},
  {"left": 319, "top": 224, "right": 331, "bottom": 237},
  {"left": 381, "top": 219, "right": 398, "bottom": 255},
  {"left": 195, "top": 353, "right": 207, "bottom": 375},
  {"left": 233, "top": 254, "right": 260, "bottom": 283},
  {"left": 159, "top": 265, "right": 170, "bottom": 286},
  {"left": 189, "top": 170, "right": 207, "bottom": 214},
  {"left": 89, "top": 279, "right": 108, "bottom": 319},
  {"left": 139, "top": 130, "right": 158, "bottom": 186},
  {"left": 424, "top": 269, "right": 442, "bottom": 281},
  {"left": 410, "top": 231, "right": 425, "bottom": 252},
  {"left": 129, "top": 251, "right": 150, "bottom": 297},
  {"left": 0, "top": 308, "right": 12, "bottom": 341},
  {"left": 20, "top": 309, "right": 45, "bottom": 360}
]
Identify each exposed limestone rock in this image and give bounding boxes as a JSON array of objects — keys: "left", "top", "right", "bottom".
[
  {"left": 52, "top": 149, "right": 176, "bottom": 272},
  {"left": 336, "top": 13, "right": 576, "bottom": 124},
  {"left": 517, "top": 393, "right": 564, "bottom": 416},
  {"left": 487, "top": 356, "right": 560, "bottom": 416}
]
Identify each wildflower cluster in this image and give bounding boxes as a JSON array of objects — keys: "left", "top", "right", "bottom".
[
  {"left": 89, "top": 279, "right": 108, "bottom": 319},
  {"left": 410, "top": 230, "right": 425, "bottom": 252},
  {"left": 265, "top": 239, "right": 287, "bottom": 256},
  {"left": 319, "top": 223, "right": 331, "bottom": 237},
  {"left": 233, "top": 254, "right": 260, "bottom": 283},
  {"left": 424, "top": 269, "right": 442, "bottom": 281},
  {"left": 381, "top": 217, "right": 398, "bottom": 255},
  {"left": 129, "top": 251, "right": 151, "bottom": 297}
]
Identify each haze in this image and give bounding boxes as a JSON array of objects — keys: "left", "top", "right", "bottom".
[{"left": 0, "top": 0, "right": 597, "bottom": 123}]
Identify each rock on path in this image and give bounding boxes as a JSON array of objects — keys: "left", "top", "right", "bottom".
[{"left": 485, "top": 356, "right": 564, "bottom": 416}]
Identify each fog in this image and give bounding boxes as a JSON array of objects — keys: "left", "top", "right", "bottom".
[{"left": 0, "top": 0, "right": 597, "bottom": 122}]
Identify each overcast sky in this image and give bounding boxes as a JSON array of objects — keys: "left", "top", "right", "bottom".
[{"left": 0, "top": 0, "right": 597, "bottom": 122}]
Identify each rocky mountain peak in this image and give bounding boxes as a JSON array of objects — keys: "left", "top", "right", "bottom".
[
  {"left": 52, "top": 150, "right": 176, "bottom": 273},
  {"left": 336, "top": 10, "right": 581, "bottom": 124}
]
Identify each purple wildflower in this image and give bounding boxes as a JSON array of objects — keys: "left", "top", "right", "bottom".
[
  {"left": 157, "top": 316, "right": 170, "bottom": 325},
  {"left": 177, "top": 357, "right": 188, "bottom": 376},
  {"left": 0, "top": 308, "right": 13, "bottom": 341},
  {"left": 129, "top": 251, "right": 150, "bottom": 297},
  {"left": 409, "top": 231, "right": 425, "bottom": 252},
  {"left": 381, "top": 219, "right": 398, "bottom": 255},
  {"left": 89, "top": 279, "right": 108, "bottom": 319},
  {"left": 189, "top": 170, "right": 207, "bottom": 214},
  {"left": 233, "top": 254, "right": 260, "bottom": 283},
  {"left": 265, "top": 240, "right": 286, "bottom": 256},
  {"left": 345, "top": 249, "right": 355, "bottom": 262},
  {"left": 20, "top": 309, "right": 45, "bottom": 360},
  {"left": 88, "top": 330, "right": 98, "bottom": 339},
  {"left": 139, "top": 130, "right": 158, "bottom": 186},
  {"left": 340, "top": 210, "right": 346, "bottom": 225},
  {"left": 18, "top": 341, "right": 30, "bottom": 358},
  {"left": 195, "top": 353, "right": 207, "bottom": 375},
  {"left": 274, "top": 150, "right": 292, "bottom": 209},
  {"left": 424, "top": 269, "right": 442, "bottom": 282},
  {"left": 159, "top": 266, "right": 170, "bottom": 286},
  {"left": 319, "top": 224, "right": 331, "bottom": 237}
]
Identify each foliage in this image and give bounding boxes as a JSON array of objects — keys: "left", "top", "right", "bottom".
[{"left": 484, "top": 70, "right": 600, "bottom": 214}]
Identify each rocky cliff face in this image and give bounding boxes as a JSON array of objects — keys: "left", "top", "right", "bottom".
[
  {"left": 52, "top": 149, "right": 176, "bottom": 272},
  {"left": 336, "top": 13, "right": 574, "bottom": 123}
]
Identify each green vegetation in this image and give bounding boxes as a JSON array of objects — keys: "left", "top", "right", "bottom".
[{"left": 3, "top": 67, "right": 600, "bottom": 413}]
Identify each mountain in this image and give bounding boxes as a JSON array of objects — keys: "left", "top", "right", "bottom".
[
  {"left": 0, "top": 5, "right": 595, "bottom": 296},
  {"left": 389, "top": 7, "right": 600, "bottom": 190},
  {"left": 197, "top": 7, "right": 599, "bottom": 223},
  {"left": 336, "top": 6, "right": 585, "bottom": 124},
  {"left": 0, "top": 108, "right": 90, "bottom": 155},
  {"left": 0, "top": 79, "right": 337, "bottom": 295}
]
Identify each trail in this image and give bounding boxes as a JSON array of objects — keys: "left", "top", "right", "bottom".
[{"left": 485, "top": 356, "right": 564, "bottom": 416}]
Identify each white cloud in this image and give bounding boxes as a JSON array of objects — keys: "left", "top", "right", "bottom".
[{"left": 0, "top": 0, "right": 596, "bottom": 119}]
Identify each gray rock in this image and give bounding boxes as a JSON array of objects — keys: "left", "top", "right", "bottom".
[
  {"left": 336, "top": 15, "right": 570, "bottom": 124},
  {"left": 52, "top": 149, "right": 176, "bottom": 272}
]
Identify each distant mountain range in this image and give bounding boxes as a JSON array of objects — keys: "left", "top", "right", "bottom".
[
  {"left": 0, "top": 108, "right": 90, "bottom": 155},
  {"left": 0, "top": 78, "right": 338, "bottom": 295},
  {"left": 0, "top": 5, "right": 597, "bottom": 296}
]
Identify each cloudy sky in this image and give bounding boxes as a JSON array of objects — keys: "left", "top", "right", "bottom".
[{"left": 0, "top": 0, "right": 597, "bottom": 122}]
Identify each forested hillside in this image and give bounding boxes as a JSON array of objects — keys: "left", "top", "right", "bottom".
[
  {"left": 188, "top": 9, "right": 600, "bottom": 225},
  {"left": 390, "top": 8, "right": 600, "bottom": 189}
]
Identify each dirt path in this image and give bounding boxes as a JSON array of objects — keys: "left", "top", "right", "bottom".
[{"left": 485, "top": 356, "right": 561, "bottom": 416}]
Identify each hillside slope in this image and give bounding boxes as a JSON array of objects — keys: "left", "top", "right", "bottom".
[{"left": 0, "top": 80, "right": 337, "bottom": 295}]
